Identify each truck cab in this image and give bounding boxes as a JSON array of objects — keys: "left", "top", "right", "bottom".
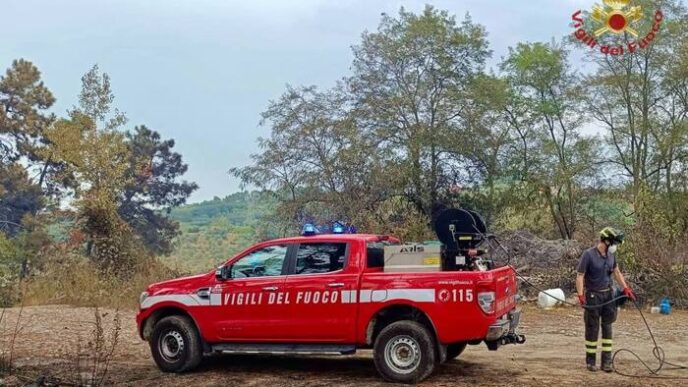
[{"left": 137, "top": 212, "right": 524, "bottom": 383}]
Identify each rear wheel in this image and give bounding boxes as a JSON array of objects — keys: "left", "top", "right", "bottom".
[
  {"left": 373, "top": 320, "right": 437, "bottom": 383},
  {"left": 445, "top": 342, "right": 467, "bottom": 362},
  {"left": 150, "top": 315, "right": 202, "bottom": 372}
]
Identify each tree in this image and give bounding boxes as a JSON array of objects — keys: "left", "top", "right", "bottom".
[
  {"left": 583, "top": 1, "right": 688, "bottom": 214},
  {"left": 0, "top": 59, "right": 57, "bottom": 236},
  {"left": 501, "top": 42, "right": 597, "bottom": 239},
  {"left": 40, "top": 65, "right": 136, "bottom": 271},
  {"left": 454, "top": 74, "right": 514, "bottom": 222},
  {"left": 118, "top": 125, "right": 198, "bottom": 255},
  {"left": 231, "top": 85, "right": 389, "bottom": 231},
  {"left": 0, "top": 59, "right": 55, "bottom": 163},
  {"left": 350, "top": 6, "right": 491, "bottom": 219}
]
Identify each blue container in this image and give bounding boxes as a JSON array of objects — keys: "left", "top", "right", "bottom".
[{"left": 660, "top": 297, "right": 671, "bottom": 315}]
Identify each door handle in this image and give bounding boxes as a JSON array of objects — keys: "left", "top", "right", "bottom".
[
  {"left": 262, "top": 286, "right": 278, "bottom": 292},
  {"left": 327, "top": 282, "right": 345, "bottom": 288}
]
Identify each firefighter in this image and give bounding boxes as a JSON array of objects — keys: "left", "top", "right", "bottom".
[{"left": 575, "top": 227, "right": 636, "bottom": 372}]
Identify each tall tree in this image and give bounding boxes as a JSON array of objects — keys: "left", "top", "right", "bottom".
[
  {"left": 41, "top": 66, "right": 135, "bottom": 270},
  {"left": 231, "top": 85, "right": 388, "bottom": 230},
  {"left": 350, "top": 6, "right": 491, "bottom": 219},
  {"left": 0, "top": 59, "right": 55, "bottom": 233},
  {"left": 501, "top": 42, "right": 597, "bottom": 239},
  {"left": 0, "top": 59, "right": 55, "bottom": 163},
  {"left": 583, "top": 1, "right": 688, "bottom": 213},
  {"left": 119, "top": 126, "right": 198, "bottom": 255}
]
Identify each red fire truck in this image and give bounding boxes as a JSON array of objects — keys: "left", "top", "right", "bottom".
[{"left": 137, "top": 210, "right": 524, "bottom": 383}]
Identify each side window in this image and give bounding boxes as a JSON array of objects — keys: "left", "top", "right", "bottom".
[
  {"left": 231, "top": 245, "right": 288, "bottom": 278},
  {"left": 366, "top": 240, "right": 400, "bottom": 268},
  {"left": 295, "top": 243, "right": 347, "bottom": 275}
]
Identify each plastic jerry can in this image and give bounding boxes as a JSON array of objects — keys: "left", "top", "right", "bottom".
[{"left": 660, "top": 297, "right": 671, "bottom": 315}]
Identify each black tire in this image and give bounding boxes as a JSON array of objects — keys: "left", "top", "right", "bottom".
[
  {"left": 373, "top": 320, "right": 437, "bottom": 384},
  {"left": 445, "top": 342, "right": 467, "bottom": 362},
  {"left": 149, "top": 315, "right": 202, "bottom": 373}
]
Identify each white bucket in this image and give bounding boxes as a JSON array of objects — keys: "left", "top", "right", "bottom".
[{"left": 537, "top": 288, "right": 565, "bottom": 309}]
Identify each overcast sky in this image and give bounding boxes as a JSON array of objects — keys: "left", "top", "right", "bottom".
[{"left": 2, "top": 0, "right": 657, "bottom": 202}]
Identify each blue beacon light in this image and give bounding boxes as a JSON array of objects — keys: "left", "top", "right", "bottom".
[
  {"left": 302, "top": 223, "right": 318, "bottom": 236},
  {"left": 332, "top": 222, "right": 346, "bottom": 234}
]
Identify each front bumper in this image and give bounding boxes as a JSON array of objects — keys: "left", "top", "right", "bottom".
[{"left": 485, "top": 308, "right": 525, "bottom": 349}]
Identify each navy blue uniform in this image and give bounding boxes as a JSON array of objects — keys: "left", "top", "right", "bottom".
[{"left": 577, "top": 247, "right": 617, "bottom": 367}]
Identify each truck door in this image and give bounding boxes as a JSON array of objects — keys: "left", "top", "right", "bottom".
[
  {"left": 213, "top": 243, "right": 293, "bottom": 341},
  {"left": 283, "top": 241, "right": 358, "bottom": 342}
]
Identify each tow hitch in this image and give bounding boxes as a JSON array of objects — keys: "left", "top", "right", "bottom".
[
  {"left": 500, "top": 332, "right": 526, "bottom": 346},
  {"left": 486, "top": 333, "right": 526, "bottom": 350},
  {"left": 485, "top": 309, "right": 526, "bottom": 350}
]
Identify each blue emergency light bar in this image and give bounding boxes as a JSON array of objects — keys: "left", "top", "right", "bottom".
[
  {"left": 332, "top": 222, "right": 345, "bottom": 234},
  {"left": 302, "top": 223, "right": 318, "bottom": 236},
  {"left": 301, "top": 221, "right": 356, "bottom": 236}
]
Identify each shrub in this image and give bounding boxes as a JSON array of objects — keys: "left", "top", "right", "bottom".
[{"left": 0, "top": 234, "right": 22, "bottom": 307}]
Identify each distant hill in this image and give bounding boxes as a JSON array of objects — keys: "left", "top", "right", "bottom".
[{"left": 164, "top": 191, "right": 281, "bottom": 272}]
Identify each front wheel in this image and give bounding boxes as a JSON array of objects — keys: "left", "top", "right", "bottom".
[
  {"left": 149, "top": 315, "right": 202, "bottom": 372},
  {"left": 373, "top": 320, "right": 437, "bottom": 383}
]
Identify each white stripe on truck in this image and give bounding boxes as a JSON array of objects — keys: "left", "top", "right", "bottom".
[
  {"left": 141, "top": 294, "right": 209, "bottom": 309},
  {"left": 140, "top": 288, "right": 436, "bottom": 309}
]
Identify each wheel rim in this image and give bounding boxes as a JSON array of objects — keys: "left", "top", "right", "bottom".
[
  {"left": 159, "top": 330, "right": 185, "bottom": 362},
  {"left": 384, "top": 335, "right": 421, "bottom": 375}
]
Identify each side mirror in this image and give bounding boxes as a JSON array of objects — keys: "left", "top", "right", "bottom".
[{"left": 215, "top": 265, "right": 231, "bottom": 281}]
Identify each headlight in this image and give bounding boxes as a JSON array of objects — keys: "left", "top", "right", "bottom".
[{"left": 139, "top": 291, "right": 149, "bottom": 307}]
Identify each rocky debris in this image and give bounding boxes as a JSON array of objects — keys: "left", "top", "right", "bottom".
[
  {"left": 487, "top": 230, "right": 587, "bottom": 296},
  {"left": 489, "top": 230, "right": 586, "bottom": 269}
]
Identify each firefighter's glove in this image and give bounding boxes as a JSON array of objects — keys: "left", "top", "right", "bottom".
[
  {"left": 578, "top": 294, "right": 585, "bottom": 305},
  {"left": 623, "top": 287, "right": 636, "bottom": 302}
]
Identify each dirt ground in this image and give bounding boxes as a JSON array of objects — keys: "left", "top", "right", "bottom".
[{"left": 1, "top": 304, "right": 687, "bottom": 386}]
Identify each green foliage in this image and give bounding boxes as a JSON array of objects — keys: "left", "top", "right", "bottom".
[
  {"left": 165, "top": 192, "right": 280, "bottom": 272},
  {"left": 0, "top": 163, "right": 44, "bottom": 236},
  {"left": 501, "top": 41, "right": 594, "bottom": 239},
  {"left": 351, "top": 6, "right": 491, "bottom": 218},
  {"left": 0, "top": 232, "right": 22, "bottom": 306},
  {"left": 0, "top": 59, "right": 55, "bottom": 162},
  {"left": 118, "top": 125, "right": 198, "bottom": 255}
]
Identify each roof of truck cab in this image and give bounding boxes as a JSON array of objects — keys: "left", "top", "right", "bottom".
[{"left": 265, "top": 234, "right": 394, "bottom": 244}]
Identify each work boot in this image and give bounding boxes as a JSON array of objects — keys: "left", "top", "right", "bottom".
[
  {"left": 601, "top": 352, "right": 613, "bottom": 372},
  {"left": 586, "top": 353, "right": 597, "bottom": 371}
]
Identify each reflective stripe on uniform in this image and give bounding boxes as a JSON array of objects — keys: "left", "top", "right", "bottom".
[
  {"left": 585, "top": 340, "right": 597, "bottom": 353},
  {"left": 601, "top": 338, "right": 613, "bottom": 351}
]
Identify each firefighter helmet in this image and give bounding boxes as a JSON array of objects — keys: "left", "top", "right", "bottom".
[{"left": 600, "top": 227, "right": 624, "bottom": 244}]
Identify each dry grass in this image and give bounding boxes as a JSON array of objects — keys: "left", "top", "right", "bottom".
[
  {"left": 1, "top": 305, "right": 123, "bottom": 386},
  {"left": 21, "top": 254, "right": 178, "bottom": 310},
  {"left": 59, "top": 307, "right": 122, "bottom": 386}
]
